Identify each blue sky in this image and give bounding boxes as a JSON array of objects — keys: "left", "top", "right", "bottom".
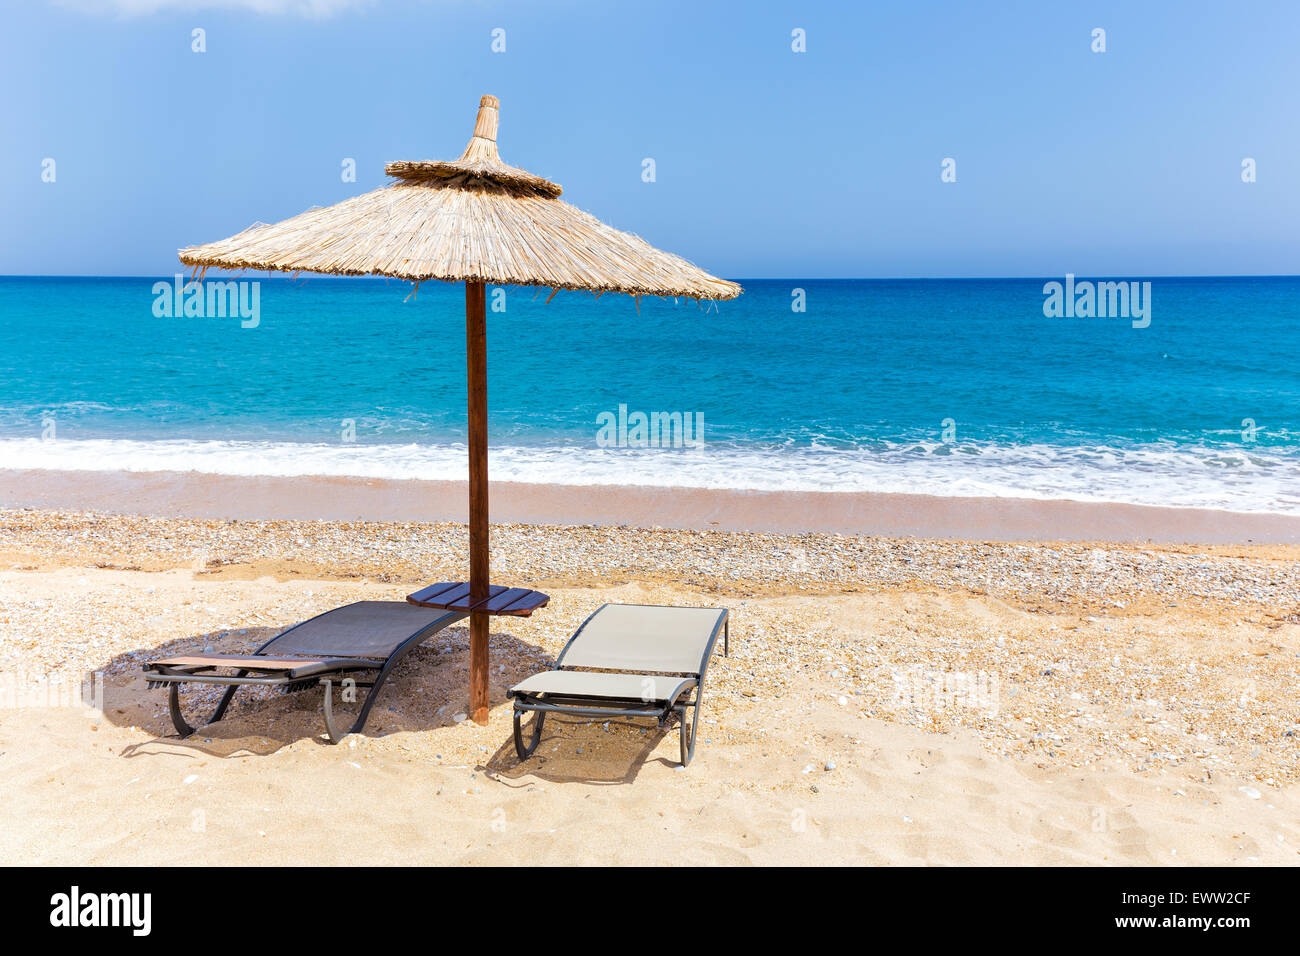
[{"left": 4, "top": 0, "right": 1299, "bottom": 278}]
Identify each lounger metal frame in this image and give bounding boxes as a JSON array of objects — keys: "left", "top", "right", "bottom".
[
  {"left": 507, "top": 603, "right": 729, "bottom": 767},
  {"left": 145, "top": 607, "right": 466, "bottom": 744}
]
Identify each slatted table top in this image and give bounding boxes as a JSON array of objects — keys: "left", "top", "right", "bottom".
[{"left": 406, "top": 582, "right": 550, "bottom": 617}]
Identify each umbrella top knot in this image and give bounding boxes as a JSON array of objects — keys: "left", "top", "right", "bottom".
[
  {"left": 470, "top": 94, "right": 499, "bottom": 143},
  {"left": 385, "top": 93, "right": 562, "bottom": 198}
]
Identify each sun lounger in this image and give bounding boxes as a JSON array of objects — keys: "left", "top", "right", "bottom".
[
  {"left": 144, "top": 601, "right": 465, "bottom": 743},
  {"left": 506, "top": 603, "right": 729, "bottom": 766}
]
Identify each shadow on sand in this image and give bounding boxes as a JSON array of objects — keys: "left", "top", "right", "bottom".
[
  {"left": 478, "top": 714, "right": 686, "bottom": 786},
  {"left": 104, "top": 620, "right": 682, "bottom": 783}
]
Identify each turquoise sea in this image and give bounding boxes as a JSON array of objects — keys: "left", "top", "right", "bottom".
[{"left": 0, "top": 275, "right": 1296, "bottom": 514}]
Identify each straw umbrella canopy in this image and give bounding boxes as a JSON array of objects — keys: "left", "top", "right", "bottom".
[{"left": 179, "top": 94, "right": 740, "bottom": 724}]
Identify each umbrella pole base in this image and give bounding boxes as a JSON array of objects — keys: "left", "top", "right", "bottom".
[{"left": 469, "top": 610, "right": 490, "bottom": 725}]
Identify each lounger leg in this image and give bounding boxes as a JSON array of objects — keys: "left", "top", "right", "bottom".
[
  {"left": 208, "top": 671, "right": 248, "bottom": 724},
  {"left": 347, "top": 658, "right": 405, "bottom": 738},
  {"left": 319, "top": 660, "right": 401, "bottom": 744},
  {"left": 167, "top": 683, "right": 197, "bottom": 738},
  {"left": 679, "top": 698, "right": 704, "bottom": 767},
  {"left": 512, "top": 706, "right": 546, "bottom": 760},
  {"left": 321, "top": 679, "right": 346, "bottom": 744},
  {"left": 167, "top": 668, "right": 248, "bottom": 739}
]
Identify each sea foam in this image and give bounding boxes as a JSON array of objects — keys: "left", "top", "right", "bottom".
[{"left": 0, "top": 437, "right": 1294, "bottom": 515}]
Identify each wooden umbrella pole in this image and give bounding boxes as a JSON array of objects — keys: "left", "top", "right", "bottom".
[{"left": 465, "top": 280, "right": 490, "bottom": 724}]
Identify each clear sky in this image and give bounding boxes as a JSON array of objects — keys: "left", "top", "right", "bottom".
[{"left": 4, "top": 0, "right": 1299, "bottom": 278}]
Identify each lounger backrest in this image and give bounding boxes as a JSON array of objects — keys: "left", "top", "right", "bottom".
[
  {"left": 264, "top": 601, "right": 461, "bottom": 658},
  {"left": 557, "top": 604, "right": 726, "bottom": 675}
]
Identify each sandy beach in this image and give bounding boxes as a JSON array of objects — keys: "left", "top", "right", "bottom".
[
  {"left": 2, "top": 467, "right": 1297, "bottom": 544},
  {"left": 2, "top": 499, "right": 1298, "bottom": 865}
]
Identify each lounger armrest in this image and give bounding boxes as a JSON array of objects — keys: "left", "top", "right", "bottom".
[
  {"left": 508, "top": 671, "right": 697, "bottom": 705},
  {"left": 281, "top": 658, "right": 387, "bottom": 679},
  {"left": 145, "top": 655, "right": 386, "bottom": 680}
]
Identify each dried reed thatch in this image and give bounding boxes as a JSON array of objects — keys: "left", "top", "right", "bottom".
[{"left": 178, "top": 95, "right": 740, "bottom": 301}]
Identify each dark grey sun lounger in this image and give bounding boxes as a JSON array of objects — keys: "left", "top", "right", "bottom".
[
  {"left": 507, "top": 603, "right": 729, "bottom": 766},
  {"left": 144, "top": 601, "right": 465, "bottom": 743}
]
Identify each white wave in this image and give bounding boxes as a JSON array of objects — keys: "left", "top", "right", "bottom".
[{"left": 0, "top": 437, "right": 1295, "bottom": 515}]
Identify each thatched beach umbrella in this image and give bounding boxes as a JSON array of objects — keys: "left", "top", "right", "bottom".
[{"left": 179, "top": 94, "right": 740, "bottom": 724}]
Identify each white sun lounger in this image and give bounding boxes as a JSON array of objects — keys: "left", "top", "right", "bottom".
[{"left": 506, "top": 603, "right": 729, "bottom": 766}]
